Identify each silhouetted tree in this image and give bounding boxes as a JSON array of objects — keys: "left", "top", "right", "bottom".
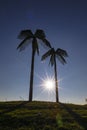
[
  {"left": 17, "top": 29, "right": 51, "bottom": 102},
  {"left": 41, "top": 48, "right": 68, "bottom": 103},
  {"left": 86, "top": 98, "right": 87, "bottom": 103}
]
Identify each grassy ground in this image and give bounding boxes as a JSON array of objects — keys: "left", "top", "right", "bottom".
[{"left": 0, "top": 101, "right": 87, "bottom": 130}]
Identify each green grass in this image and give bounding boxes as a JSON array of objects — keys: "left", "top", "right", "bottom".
[{"left": 0, "top": 101, "right": 87, "bottom": 130}]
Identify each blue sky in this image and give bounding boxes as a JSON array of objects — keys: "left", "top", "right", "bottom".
[{"left": 0, "top": 0, "right": 87, "bottom": 104}]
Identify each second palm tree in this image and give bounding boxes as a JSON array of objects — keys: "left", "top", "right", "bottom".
[{"left": 41, "top": 48, "right": 68, "bottom": 103}]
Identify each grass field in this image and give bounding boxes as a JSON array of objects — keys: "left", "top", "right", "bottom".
[{"left": 0, "top": 101, "right": 87, "bottom": 130}]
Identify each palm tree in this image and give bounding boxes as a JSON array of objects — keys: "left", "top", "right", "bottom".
[
  {"left": 17, "top": 29, "right": 51, "bottom": 102},
  {"left": 41, "top": 48, "right": 68, "bottom": 103}
]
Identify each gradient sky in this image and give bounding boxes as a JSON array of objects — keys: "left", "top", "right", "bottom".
[{"left": 0, "top": 0, "right": 87, "bottom": 104}]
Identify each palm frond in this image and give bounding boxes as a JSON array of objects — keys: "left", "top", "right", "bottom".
[
  {"left": 17, "top": 37, "right": 31, "bottom": 51},
  {"left": 42, "top": 39, "right": 52, "bottom": 48},
  {"left": 41, "top": 49, "right": 52, "bottom": 61},
  {"left": 35, "top": 29, "right": 46, "bottom": 39},
  {"left": 49, "top": 54, "right": 55, "bottom": 66},
  {"left": 35, "top": 43, "right": 39, "bottom": 55},
  {"left": 18, "top": 30, "right": 33, "bottom": 39},
  {"left": 32, "top": 38, "right": 39, "bottom": 55},
  {"left": 57, "top": 55, "right": 67, "bottom": 65},
  {"left": 56, "top": 48, "right": 68, "bottom": 57}
]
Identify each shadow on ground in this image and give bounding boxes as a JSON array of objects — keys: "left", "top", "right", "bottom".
[{"left": 60, "top": 103, "right": 87, "bottom": 130}]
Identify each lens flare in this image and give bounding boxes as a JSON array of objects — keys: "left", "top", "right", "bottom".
[
  {"left": 43, "top": 79, "right": 55, "bottom": 91},
  {"left": 34, "top": 71, "right": 63, "bottom": 101}
]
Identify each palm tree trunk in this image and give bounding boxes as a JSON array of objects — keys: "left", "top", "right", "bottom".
[
  {"left": 29, "top": 49, "right": 35, "bottom": 102},
  {"left": 54, "top": 56, "right": 59, "bottom": 103}
]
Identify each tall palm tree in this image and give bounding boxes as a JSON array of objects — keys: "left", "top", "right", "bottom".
[
  {"left": 17, "top": 29, "right": 51, "bottom": 102},
  {"left": 41, "top": 48, "right": 68, "bottom": 103}
]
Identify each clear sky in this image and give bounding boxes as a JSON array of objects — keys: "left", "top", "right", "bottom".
[{"left": 0, "top": 0, "right": 87, "bottom": 104}]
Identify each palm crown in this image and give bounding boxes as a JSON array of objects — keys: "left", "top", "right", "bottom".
[
  {"left": 41, "top": 48, "right": 68, "bottom": 66},
  {"left": 17, "top": 29, "right": 51, "bottom": 53}
]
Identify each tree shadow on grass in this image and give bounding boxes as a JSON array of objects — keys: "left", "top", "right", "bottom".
[
  {"left": 0, "top": 101, "right": 29, "bottom": 115},
  {"left": 59, "top": 103, "right": 87, "bottom": 130},
  {"left": 0, "top": 101, "right": 58, "bottom": 116},
  {"left": 0, "top": 101, "right": 31, "bottom": 129}
]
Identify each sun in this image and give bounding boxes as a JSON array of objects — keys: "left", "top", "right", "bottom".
[
  {"left": 40, "top": 74, "right": 55, "bottom": 92},
  {"left": 44, "top": 79, "right": 55, "bottom": 91},
  {"left": 34, "top": 72, "right": 63, "bottom": 101}
]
